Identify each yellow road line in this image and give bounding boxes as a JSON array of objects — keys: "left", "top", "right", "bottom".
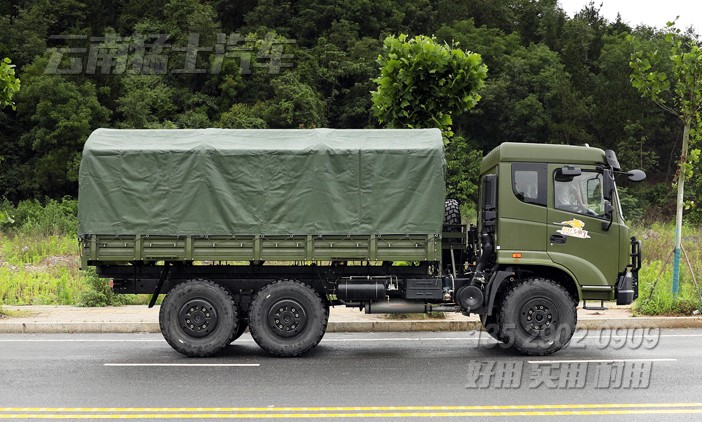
[
  {"left": 2, "top": 409, "right": 702, "bottom": 418},
  {"left": 2, "top": 403, "right": 702, "bottom": 412}
]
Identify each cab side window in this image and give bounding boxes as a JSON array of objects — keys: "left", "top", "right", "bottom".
[
  {"left": 512, "top": 163, "right": 546, "bottom": 206},
  {"left": 554, "top": 171, "right": 605, "bottom": 218}
]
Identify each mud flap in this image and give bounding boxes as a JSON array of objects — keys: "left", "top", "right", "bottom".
[{"left": 616, "top": 271, "right": 634, "bottom": 305}]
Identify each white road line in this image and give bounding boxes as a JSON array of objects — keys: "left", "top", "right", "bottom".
[
  {"left": 527, "top": 358, "right": 678, "bottom": 364},
  {"left": 0, "top": 339, "right": 166, "bottom": 342},
  {"left": 322, "top": 337, "right": 480, "bottom": 342},
  {"left": 103, "top": 363, "right": 260, "bottom": 367}
]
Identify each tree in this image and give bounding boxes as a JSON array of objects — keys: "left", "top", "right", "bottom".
[
  {"left": 629, "top": 23, "right": 702, "bottom": 295},
  {"left": 262, "top": 72, "right": 326, "bottom": 128},
  {"left": 14, "top": 57, "right": 109, "bottom": 197},
  {"left": 0, "top": 57, "right": 20, "bottom": 110},
  {"left": 472, "top": 43, "right": 592, "bottom": 147},
  {"left": 217, "top": 104, "right": 267, "bottom": 129},
  {"left": 371, "top": 34, "right": 488, "bottom": 203},
  {"left": 371, "top": 34, "right": 487, "bottom": 137},
  {"left": 116, "top": 76, "right": 176, "bottom": 128}
]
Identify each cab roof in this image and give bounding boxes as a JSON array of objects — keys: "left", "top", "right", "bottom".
[{"left": 480, "top": 142, "right": 607, "bottom": 174}]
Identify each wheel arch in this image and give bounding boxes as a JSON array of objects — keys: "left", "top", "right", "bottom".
[
  {"left": 513, "top": 265, "right": 581, "bottom": 304},
  {"left": 490, "top": 264, "right": 581, "bottom": 312}
]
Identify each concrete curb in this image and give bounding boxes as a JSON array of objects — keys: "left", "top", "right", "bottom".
[
  {"left": 0, "top": 322, "right": 161, "bottom": 334},
  {"left": 575, "top": 317, "right": 702, "bottom": 330},
  {"left": 2, "top": 317, "right": 702, "bottom": 334}
]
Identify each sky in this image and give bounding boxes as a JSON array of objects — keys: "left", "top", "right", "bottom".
[{"left": 558, "top": 0, "right": 701, "bottom": 32}]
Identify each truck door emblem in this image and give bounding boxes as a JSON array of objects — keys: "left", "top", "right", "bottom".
[{"left": 554, "top": 219, "right": 590, "bottom": 239}]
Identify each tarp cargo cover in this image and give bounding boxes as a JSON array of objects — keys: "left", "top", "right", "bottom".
[{"left": 78, "top": 128, "right": 446, "bottom": 236}]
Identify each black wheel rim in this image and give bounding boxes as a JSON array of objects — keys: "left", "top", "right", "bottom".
[
  {"left": 179, "top": 299, "right": 219, "bottom": 338},
  {"left": 519, "top": 297, "right": 558, "bottom": 337},
  {"left": 267, "top": 299, "right": 307, "bottom": 338}
]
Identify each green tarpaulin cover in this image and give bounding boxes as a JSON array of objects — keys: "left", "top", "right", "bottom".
[{"left": 78, "top": 128, "right": 446, "bottom": 236}]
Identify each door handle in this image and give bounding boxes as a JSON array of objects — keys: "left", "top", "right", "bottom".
[{"left": 550, "top": 234, "right": 566, "bottom": 244}]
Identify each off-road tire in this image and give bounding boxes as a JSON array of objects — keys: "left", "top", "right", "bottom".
[
  {"left": 249, "top": 280, "right": 328, "bottom": 357},
  {"left": 232, "top": 314, "right": 248, "bottom": 342},
  {"left": 498, "top": 278, "right": 577, "bottom": 356},
  {"left": 442, "top": 199, "right": 461, "bottom": 268},
  {"left": 444, "top": 199, "right": 461, "bottom": 227},
  {"left": 159, "top": 279, "right": 238, "bottom": 357},
  {"left": 479, "top": 312, "right": 504, "bottom": 342}
]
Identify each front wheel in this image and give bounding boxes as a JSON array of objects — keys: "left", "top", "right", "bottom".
[
  {"left": 249, "top": 280, "right": 327, "bottom": 357},
  {"left": 159, "top": 280, "right": 239, "bottom": 357},
  {"left": 498, "top": 278, "right": 576, "bottom": 356},
  {"left": 479, "top": 312, "right": 503, "bottom": 342}
]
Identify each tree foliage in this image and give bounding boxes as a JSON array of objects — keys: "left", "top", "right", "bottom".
[
  {"left": 0, "top": 57, "right": 20, "bottom": 110},
  {"left": 371, "top": 34, "right": 487, "bottom": 137},
  {"left": 0, "top": 0, "right": 694, "bottom": 223}
]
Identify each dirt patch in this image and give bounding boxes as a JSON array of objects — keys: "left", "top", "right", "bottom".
[
  {"left": 384, "top": 312, "right": 447, "bottom": 320},
  {"left": 17, "top": 255, "right": 79, "bottom": 273},
  {"left": 0, "top": 307, "right": 32, "bottom": 318}
]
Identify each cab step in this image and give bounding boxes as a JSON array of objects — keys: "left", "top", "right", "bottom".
[{"left": 582, "top": 300, "right": 607, "bottom": 311}]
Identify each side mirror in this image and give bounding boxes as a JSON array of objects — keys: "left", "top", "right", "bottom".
[
  {"left": 555, "top": 165, "right": 581, "bottom": 182},
  {"left": 627, "top": 169, "right": 646, "bottom": 182},
  {"left": 601, "top": 201, "right": 614, "bottom": 231},
  {"left": 586, "top": 178, "right": 600, "bottom": 202}
]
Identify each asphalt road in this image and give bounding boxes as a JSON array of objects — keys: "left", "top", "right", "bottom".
[{"left": 1, "top": 329, "right": 701, "bottom": 421}]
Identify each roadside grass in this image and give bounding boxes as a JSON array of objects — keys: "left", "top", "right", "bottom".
[
  {"left": 0, "top": 233, "right": 151, "bottom": 307},
  {"left": 0, "top": 198, "right": 150, "bottom": 307},
  {"left": 632, "top": 223, "right": 702, "bottom": 316},
  {"left": 0, "top": 232, "right": 82, "bottom": 305}
]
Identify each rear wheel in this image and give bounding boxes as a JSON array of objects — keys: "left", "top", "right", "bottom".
[
  {"left": 159, "top": 279, "right": 238, "bottom": 357},
  {"left": 249, "top": 280, "right": 328, "bottom": 357},
  {"left": 232, "top": 314, "right": 248, "bottom": 342},
  {"left": 498, "top": 278, "right": 576, "bottom": 356}
]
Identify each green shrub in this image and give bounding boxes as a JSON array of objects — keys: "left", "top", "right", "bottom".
[
  {"left": 634, "top": 259, "right": 702, "bottom": 316},
  {"left": 630, "top": 223, "right": 702, "bottom": 315},
  {"left": 77, "top": 268, "right": 154, "bottom": 307},
  {"left": 617, "top": 187, "right": 643, "bottom": 223},
  {"left": 77, "top": 268, "right": 130, "bottom": 307},
  {"left": 0, "top": 197, "right": 78, "bottom": 236}
]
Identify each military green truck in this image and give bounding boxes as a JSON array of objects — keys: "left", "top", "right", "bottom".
[{"left": 78, "top": 128, "right": 644, "bottom": 357}]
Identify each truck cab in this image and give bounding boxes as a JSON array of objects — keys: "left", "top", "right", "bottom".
[{"left": 462, "top": 143, "right": 643, "bottom": 354}]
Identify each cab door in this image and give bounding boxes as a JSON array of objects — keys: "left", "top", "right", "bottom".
[{"left": 546, "top": 165, "right": 621, "bottom": 294}]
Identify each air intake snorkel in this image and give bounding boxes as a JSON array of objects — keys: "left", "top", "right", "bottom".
[{"left": 470, "top": 174, "right": 497, "bottom": 285}]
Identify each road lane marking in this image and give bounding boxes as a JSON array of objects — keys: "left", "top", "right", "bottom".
[
  {"left": 526, "top": 358, "right": 677, "bottom": 364},
  {"left": 3, "top": 409, "right": 702, "bottom": 418},
  {"left": 103, "top": 363, "right": 260, "bottom": 367},
  {"left": 0, "top": 339, "right": 166, "bottom": 342},
  {"left": 4, "top": 403, "right": 702, "bottom": 412}
]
